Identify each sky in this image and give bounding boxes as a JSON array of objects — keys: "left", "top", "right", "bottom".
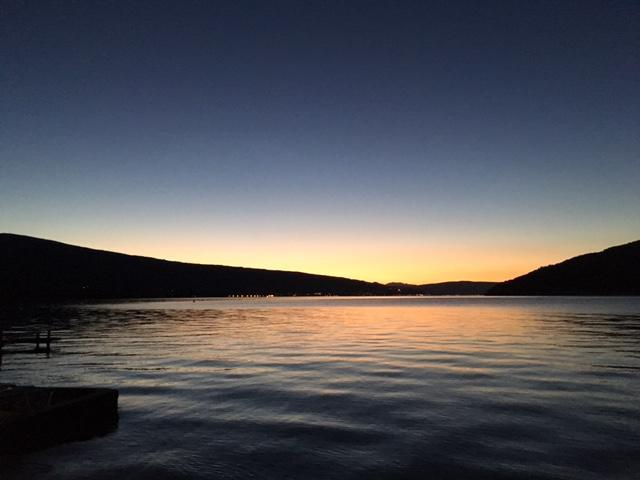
[{"left": 1, "top": 0, "right": 639, "bottom": 284}]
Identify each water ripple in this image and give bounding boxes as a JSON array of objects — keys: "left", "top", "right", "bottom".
[{"left": 1, "top": 297, "right": 639, "bottom": 479}]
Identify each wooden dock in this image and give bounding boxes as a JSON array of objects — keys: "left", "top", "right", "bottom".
[
  {"left": 0, "top": 329, "right": 59, "bottom": 353},
  {"left": 0, "top": 323, "right": 60, "bottom": 369},
  {"left": 0, "top": 326, "right": 58, "bottom": 354},
  {"left": 0, "top": 384, "right": 119, "bottom": 453}
]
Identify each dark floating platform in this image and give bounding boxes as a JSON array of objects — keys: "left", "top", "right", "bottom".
[{"left": 0, "top": 385, "right": 118, "bottom": 453}]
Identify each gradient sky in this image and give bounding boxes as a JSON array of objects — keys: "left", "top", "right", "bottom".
[{"left": 1, "top": 0, "right": 639, "bottom": 283}]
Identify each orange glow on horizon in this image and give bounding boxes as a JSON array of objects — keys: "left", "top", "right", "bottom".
[{"left": 46, "top": 230, "right": 597, "bottom": 284}]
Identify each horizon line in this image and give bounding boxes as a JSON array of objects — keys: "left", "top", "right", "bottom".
[{"left": 1, "top": 232, "right": 504, "bottom": 286}]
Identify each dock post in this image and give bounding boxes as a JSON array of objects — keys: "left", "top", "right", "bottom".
[
  {"left": 35, "top": 330, "right": 40, "bottom": 352},
  {"left": 46, "top": 328, "right": 51, "bottom": 353}
]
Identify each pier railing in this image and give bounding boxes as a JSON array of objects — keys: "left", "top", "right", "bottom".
[{"left": 0, "top": 323, "right": 58, "bottom": 368}]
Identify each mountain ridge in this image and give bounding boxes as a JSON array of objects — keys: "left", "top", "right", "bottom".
[
  {"left": 0, "top": 233, "right": 494, "bottom": 301},
  {"left": 387, "top": 281, "right": 496, "bottom": 295},
  {"left": 487, "top": 240, "right": 640, "bottom": 295},
  {"left": 0, "top": 233, "right": 389, "bottom": 301},
  {"left": 6, "top": 233, "right": 635, "bottom": 301}
]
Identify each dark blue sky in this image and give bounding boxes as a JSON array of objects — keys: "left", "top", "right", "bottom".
[{"left": 2, "top": 0, "right": 639, "bottom": 282}]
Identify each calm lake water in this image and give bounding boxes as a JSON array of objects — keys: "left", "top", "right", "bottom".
[{"left": 1, "top": 297, "right": 639, "bottom": 479}]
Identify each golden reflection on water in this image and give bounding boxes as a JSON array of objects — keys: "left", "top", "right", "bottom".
[{"left": 2, "top": 297, "right": 639, "bottom": 480}]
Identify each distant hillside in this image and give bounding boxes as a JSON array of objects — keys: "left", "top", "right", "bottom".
[
  {"left": 388, "top": 281, "right": 496, "bottom": 295},
  {"left": 487, "top": 240, "right": 640, "bottom": 295},
  {"left": 0, "top": 234, "right": 393, "bottom": 301}
]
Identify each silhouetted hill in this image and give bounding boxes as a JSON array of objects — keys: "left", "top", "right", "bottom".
[
  {"left": 388, "top": 281, "right": 496, "bottom": 295},
  {"left": 487, "top": 240, "right": 640, "bottom": 295},
  {"left": 0, "top": 234, "right": 394, "bottom": 302}
]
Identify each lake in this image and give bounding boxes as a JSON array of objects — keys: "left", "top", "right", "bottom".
[{"left": 1, "top": 297, "right": 639, "bottom": 479}]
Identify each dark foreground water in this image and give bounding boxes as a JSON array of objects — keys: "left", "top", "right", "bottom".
[{"left": 1, "top": 297, "right": 639, "bottom": 479}]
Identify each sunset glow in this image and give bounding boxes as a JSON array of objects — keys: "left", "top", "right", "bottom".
[
  {"left": 15, "top": 227, "right": 633, "bottom": 284},
  {"left": 2, "top": 1, "right": 638, "bottom": 284}
]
